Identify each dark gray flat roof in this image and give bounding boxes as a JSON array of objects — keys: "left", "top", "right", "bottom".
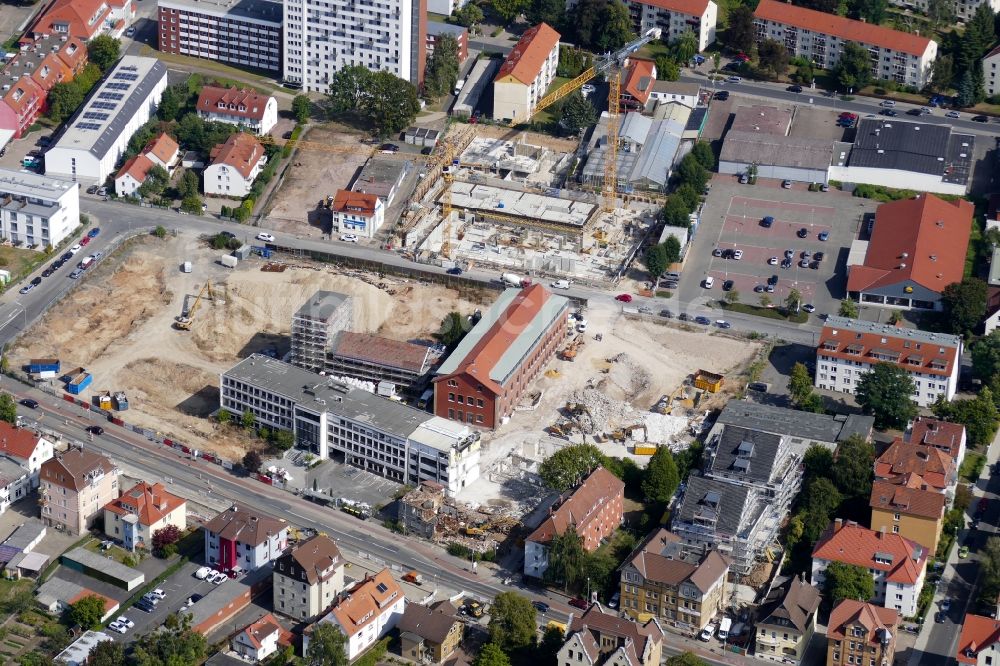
[
  {"left": 710, "top": 426, "right": 782, "bottom": 484},
  {"left": 849, "top": 119, "right": 974, "bottom": 184},
  {"left": 675, "top": 475, "right": 755, "bottom": 538},
  {"left": 294, "top": 290, "right": 350, "bottom": 322},
  {"left": 716, "top": 401, "right": 874, "bottom": 444}
]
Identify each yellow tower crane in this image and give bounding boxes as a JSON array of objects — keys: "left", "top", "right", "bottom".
[{"left": 504, "top": 28, "right": 663, "bottom": 211}]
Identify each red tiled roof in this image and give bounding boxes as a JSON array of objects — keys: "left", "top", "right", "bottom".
[
  {"left": 29, "top": 0, "right": 112, "bottom": 41},
  {"left": 846, "top": 195, "right": 973, "bottom": 296},
  {"left": 326, "top": 569, "right": 402, "bottom": 638},
  {"left": 143, "top": 133, "right": 179, "bottom": 166},
  {"left": 3, "top": 78, "right": 44, "bottom": 119},
  {"left": 958, "top": 614, "right": 1000, "bottom": 664},
  {"left": 197, "top": 86, "right": 274, "bottom": 122},
  {"left": 331, "top": 332, "right": 430, "bottom": 373},
  {"left": 0, "top": 421, "right": 45, "bottom": 462},
  {"left": 813, "top": 520, "right": 927, "bottom": 585},
  {"left": 639, "top": 0, "right": 710, "bottom": 16},
  {"left": 754, "top": 0, "right": 933, "bottom": 56},
  {"left": 910, "top": 417, "right": 965, "bottom": 462},
  {"left": 817, "top": 322, "right": 960, "bottom": 378},
  {"left": 103, "top": 481, "right": 185, "bottom": 527},
  {"left": 209, "top": 132, "right": 265, "bottom": 179},
  {"left": 29, "top": 53, "right": 70, "bottom": 93},
  {"left": 874, "top": 439, "right": 954, "bottom": 492},
  {"left": 115, "top": 154, "right": 155, "bottom": 184},
  {"left": 239, "top": 613, "right": 291, "bottom": 650},
  {"left": 331, "top": 189, "right": 380, "bottom": 218},
  {"left": 528, "top": 466, "right": 624, "bottom": 547},
  {"left": 870, "top": 478, "right": 946, "bottom": 520},
  {"left": 495, "top": 23, "right": 560, "bottom": 85},
  {"left": 623, "top": 58, "right": 657, "bottom": 106},
  {"left": 828, "top": 600, "right": 898, "bottom": 643}
]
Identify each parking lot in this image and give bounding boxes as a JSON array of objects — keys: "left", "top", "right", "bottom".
[{"left": 679, "top": 176, "right": 880, "bottom": 316}]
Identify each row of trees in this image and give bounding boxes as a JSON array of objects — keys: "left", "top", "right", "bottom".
[
  {"left": 524, "top": 0, "right": 634, "bottom": 53},
  {"left": 328, "top": 65, "right": 421, "bottom": 137},
  {"left": 662, "top": 142, "right": 715, "bottom": 229}
]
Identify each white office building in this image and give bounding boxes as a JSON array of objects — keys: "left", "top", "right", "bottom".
[
  {"left": 282, "top": 0, "right": 425, "bottom": 92},
  {"left": 45, "top": 56, "right": 168, "bottom": 185},
  {"left": 0, "top": 170, "right": 80, "bottom": 250},
  {"left": 220, "top": 355, "right": 481, "bottom": 496}
]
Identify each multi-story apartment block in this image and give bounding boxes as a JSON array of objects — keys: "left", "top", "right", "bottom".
[
  {"left": 619, "top": 528, "right": 728, "bottom": 633},
  {"left": 273, "top": 534, "right": 345, "bottom": 621},
  {"left": 157, "top": 0, "right": 283, "bottom": 75},
  {"left": 870, "top": 478, "right": 946, "bottom": 554},
  {"left": 205, "top": 132, "right": 267, "bottom": 198},
  {"left": 426, "top": 22, "right": 468, "bottom": 65},
  {"left": 755, "top": 575, "right": 820, "bottom": 664},
  {"left": 433, "top": 285, "right": 569, "bottom": 429},
  {"left": 673, "top": 424, "right": 803, "bottom": 574},
  {"left": 0, "top": 418, "right": 54, "bottom": 486},
  {"left": 0, "top": 169, "right": 80, "bottom": 251},
  {"left": 306, "top": 569, "right": 405, "bottom": 660},
  {"left": 39, "top": 448, "right": 119, "bottom": 535},
  {"left": 492, "top": 23, "right": 560, "bottom": 122},
  {"left": 559, "top": 605, "right": 664, "bottom": 666},
  {"left": 985, "top": 45, "right": 1000, "bottom": 97},
  {"left": 622, "top": 0, "right": 718, "bottom": 52},
  {"left": 827, "top": 600, "right": 898, "bottom": 666},
  {"left": 282, "top": 0, "right": 426, "bottom": 92},
  {"left": 815, "top": 317, "right": 962, "bottom": 407},
  {"left": 220, "top": 354, "right": 481, "bottom": 496},
  {"left": 290, "top": 290, "right": 353, "bottom": 372},
  {"left": 712, "top": 401, "right": 874, "bottom": 456},
  {"left": 957, "top": 613, "right": 1000, "bottom": 666},
  {"left": 196, "top": 86, "right": 278, "bottom": 135},
  {"left": 524, "top": 467, "right": 624, "bottom": 578},
  {"left": 812, "top": 520, "right": 928, "bottom": 617},
  {"left": 754, "top": 0, "right": 937, "bottom": 88},
  {"left": 103, "top": 481, "right": 186, "bottom": 552},
  {"left": 203, "top": 503, "right": 289, "bottom": 572},
  {"left": 892, "top": 0, "right": 1000, "bottom": 23}
]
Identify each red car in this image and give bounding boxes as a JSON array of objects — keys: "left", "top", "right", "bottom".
[
  {"left": 80, "top": 236, "right": 90, "bottom": 246},
  {"left": 839, "top": 112, "right": 858, "bottom": 120},
  {"left": 615, "top": 294, "right": 633, "bottom": 303},
  {"left": 569, "top": 597, "right": 589, "bottom": 610},
  {"left": 735, "top": 52, "right": 750, "bottom": 62}
]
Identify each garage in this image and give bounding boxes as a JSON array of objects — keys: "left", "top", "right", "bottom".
[{"left": 719, "top": 131, "right": 833, "bottom": 184}]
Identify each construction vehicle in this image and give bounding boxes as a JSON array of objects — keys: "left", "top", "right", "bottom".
[
  {"left": 402, "top": 571, "right": 424, "bottom": 585},
  {"left": 610, "top": 423, "right": 648, "bottom": 442},
  {"left": 463, "top": 599, "right": 485, "bottom": 618},
  {"left": 559, "top": 335, "right": 585, "bottom": 361},
  {"left": 175, "top": 282, "right": 214, "bottom": 331}
]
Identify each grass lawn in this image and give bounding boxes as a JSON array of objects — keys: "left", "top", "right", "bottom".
[
  {"left": 960, "top": 451, "right": 987, "bottom": 483},
  {"left": 0, "top": 246, "right": 44, "bottom": 282},
  {"left": 720, "top": 301, "right": 809, "bottom": 324},
  {"left": 635, "top": 41, "right": 670, "bottom": 62},
  {"left": 0, "top": 578, "right": 32, "bottom": 605},
  {"left": 83, "top": 538, "right": 134, "bottom": 565},
  {"left": 139, "top": 46, "right": 284, "bottom": 94}
]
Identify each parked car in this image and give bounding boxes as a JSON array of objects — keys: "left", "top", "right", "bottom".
[
  {"left": 19, "top": 399, "right": 38, "bottom": 409},
  {"left": 340, "top": 233, "right": 359, "bottom": 243},
  {"left": 768, "top": 275, "right": 779, "bottom": 286},
  {"left": 803, "top": 304, "right": 816, "bottom": 313},
  {"left": 768, "top": 256, "right": 778, "bottom": 265},
  {"left": 797, "top": 228, "right": 808, "bottom": 238},
  {"left": 712, "top": 247, "right": 723, "bottom": 257},
  {"left": 108, "top": 622, "right": 127, "bottom": 634},
  {"left": 814, "top": 251, "right": 825, "bottom": 261},
  {"left": 714, "top": 90, "right": 729, "bottom": 101},
  {"left": 739, "top": 173, "right": 749, "bottom": 184},
  {"left": 69, "top": 269, "right": 83, "bottom": 279},
  {"left": 80, "top": 236, "right": 90, "bottom": 246},
  {"left": 581, "top": 84, "right": 596, "bottom": 96},
  {"left": 379, "top": 143, "right": 400, "bottom": 153},
  {"left": 125, "top": 27, "right": 135, "bottom": 37},
  {"left": 722, "top": 279, "right": 734, "bottom": 291},
  {"left": 699, "top": 625, "right": 715, "bottom": 641},
  {"left": 69, "top": 244, "right": 82, "bottom": 255},
  {"left": 30, "top": 276, "right": 41, "bottom": 286},
  {"left": 615, "top": 294, "right": 633, "bottom": 303},
  {"left": 761, "top": 216, "right": 774, "bottom": 228},
  {"left": 195, "top": 566, "right": 211, "bottom": 580},
  {"left": 17, "top": 283, "right": 34, "bottom": 295},
  {"left": 569, "top": 598, "right": 588, "bottom": 610},
  {"left": 753, "top": 285, "right": 765, "bottom": 293},
  {"left": 678, "top": 313, "right": 690, "bottom": 321},
  {"left": 959, "top": 545, "right": 970, "bottom": 558},
  {"left": 782, "top": 180, "right": 792, "bottom": 189},
  {"left": 256, "top": 232, "right": 275, "bottom": 242},
  {"left": 532, "top": 601, "right": 550, "bottom": 613},
  {"left": 694, "top": 316, "right": 711, "bottom": 325},
  {"left": 703, "top": 276, "right": 714, "bottom": 289},
  {"left": 86, "top": 185, "right": 98, "bottom": 194},
  {"left": 117, "top": 617, "right": 134, "bottom": 629},
  {"left": 732, "top": 249, "right": 743, "bottom": 260},
  {"left": 818, "top": 230, "right": 829, "bottom": 241},
  {"left": 41, "top": 268, "right": 53, "bottom": 278}
]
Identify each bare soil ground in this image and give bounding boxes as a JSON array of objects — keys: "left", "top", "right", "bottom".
[
  {"left": 265, "top": 123, "right": 373, "bottom": 238},
  {"left": 10, "top": 236, "right": 489, "bottom": 461}
]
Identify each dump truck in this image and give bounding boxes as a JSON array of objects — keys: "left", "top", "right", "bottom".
[{"left": 402, "top": 571, "right": 424, "bottom": 585}]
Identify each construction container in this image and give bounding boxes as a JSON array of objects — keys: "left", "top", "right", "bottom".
[
  {"left": 182, "top": 261, "right": 192, "bottom": 273},
  {"left": 234, "top": 244, "right": 252, "bottom": 260},
  {"left": 220, "top": 254, "right": 238, "bottom": 268},
  {"left": 634, "top": 445, "right": 658, "bottom": 455},
  {"left": 113, "top": 392, "right": 129, "bottom": 410},
  {"left": 59, "top": 367, "right": 84, "bottom": 383},
  {"left": 28, "top": 358, "right": 60, "bottom": 374},
  {"left": 693, "top": 370, "right": 724, "bottom": 393},
  {"left": 252, "top": 246, "right": 271, "bottom": 258},
  {"left": 97, "top": 392, "right": 112, "bottom": 410},
  {"left": 67, "top": 372, "right": 92, "bottom": 395}
]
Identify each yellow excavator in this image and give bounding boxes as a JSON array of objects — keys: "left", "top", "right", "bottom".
[{"left": 175, "top": 282, "right": 212, "bottom": 331}]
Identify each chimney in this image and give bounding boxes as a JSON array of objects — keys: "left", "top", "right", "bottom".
[
  {"left": 834, "top": 518, "right": 843, "bottom": 532},
  {"left": 879, "top": 526, "right": 886, "bottom": 538}
]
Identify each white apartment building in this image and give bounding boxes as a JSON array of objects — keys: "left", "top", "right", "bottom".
[
  {"left": 0, "top": 458, "right": 32, "bottom": 514},
  {"left": 493, "top": 23, "right": 560, "bottom": 122},
  {"left": 815, "top": 317, "right": 962, "bottom": 407},
  {"left": 282, "top": 0, "right": 425, "bottom": 92},
  {"left": 45, "top": 56, "right": 168, "bottom": 184},
  {"left": 984, "top": 45, "right": 1000, "bottom": 97},
  {"left": 220, "top": 354, "right": 481, "bottom": 496},
  {"left": 0, "top": 169, "right": 79, "bottom": 250},
  {"left": 623, "top": 0, "right": 718, "bottom": 52},
  {"left": 890, "top": 0, "right": 1000, "bottom": 23},
  {"left": 754, "top": 0, "right": 937, "bottom": 88},
  {"left": 203, "top": 504, "right": 289, "bottom": 572},
  {"left": 305, "top": 569, "right": 405, "bottom": 660},
  {"left": 204, "top": 132, "right": 267, "bottom": 198},
  {"left": 330, "top": 189, "right": 384, "bottom": 239},
  {"left": 0, "top": 422, "right": 54, "bottom": 487}
]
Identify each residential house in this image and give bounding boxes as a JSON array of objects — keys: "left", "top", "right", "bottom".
[
  {"left": 812, "top": 519, "right": 928, "bottom": 617},
  {"left": 24, "top": 0, "right": 133, "bottom": 42},
  {"left": 0, "top": 421, "right": 54, "bottom": 486},
  {"left": 39, "top": 448, "right": 119, "bottom": 535},
  {"left": 826, "top": 599, "right": 898, "bottom": 666},
  {"left": 305, "top": 569, "right": 405, "bottom": 660},
  {"left": 0, "top": 457, "right": 32, "bottom": 514},
  {"left": 143, "top": 133, "right": 180, "bottom": 171},
  {"left": 196, "top": 86, "right": 278, "bottom": 135},
  {"left": 755, "top": 575, "right": 820, "bottom": 663},
  {"left": 558, "top": 604, "right": 664, "bottom": 666},
  {"left": 619, "top": 528, "right": 729, "bottom": 633},
  {"left": 524, "top": 466, "right": 624, "bottom": 579},
  {"left": 957, "top": 613, "right": 1000, "bottom": 666},
  {"left": 102, "top": 481, "right": 187, "bottom": 552},
  {"left": 909, "top": 417, "right": 966, "bottom": 468},
  {"left": 113, "top": 155, "right": 157, "bottom": 198},
  {"left": 398, "top": 600, "right": 464, "bottom": 664},
  {"left": 622, "top": 58, "right": 658, "bottom": 111},
  {"left": 874, "top": 438, "right": 956, "bottom": 498},
  {"left": 204, "top": 132, "right": 267, "bottom": 198},
  {"left": 869, "top": 478, "right": 946, "bottom": 553},
  {"left": 203, "top": 503, "right": 288, "bottom": 572},
  {"left": 232, "top": 613, "right": 291, "bottom": 663},
  {"left": 273, "top": 534, "right": 346, "bottom": 621},
  {"left": 330, "top": 189, "right": 385, "bottom": 239},
  {"left": 649, "top": 81, "right": 701, "bottom": 108},
  {"left": 492, "top": 23, "right": 560, "bottom": 121}
]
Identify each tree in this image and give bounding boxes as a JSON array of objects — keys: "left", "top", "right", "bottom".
[
  {"left": 137, "top": 165, "right": 170, "bottom": 199},
  {"left": 654, "top": 56, "right": 680, "bottom": 81},
  {"left": 488, "top": 592, "right": 537, "bottom": 652},
  {"left": 785, "top": 288, "right": 802, "bottom": 311},
  {"left": 538, "top": 625, "right": 566, "bottom": 666},
  {"left": 835, "top": 42, "right": 873, "bottom": 92},
  {"left": 132, "top": 625, "right": 207, "bottom": 666},
  {"left": 176, "top": 169, "right": 200, "bottom": 199},
  {"left": 528, "top": 0, "right": 566, "bottom": 27},
  {"left": 436, "top": 311, "right": 469, "bottom": 350},
  {"left": 662, "top": 236, "right": 681, "bottom": 264},
  {"left": 641, "top": 447, "right": 680, "bottom": 503},
  {"left": 662, "top": 198, "right": 692, "bottom": 228},
  {"left": 0, "top": 393, "right": 17, "bottom": 425},
  {"left": 328, "top": 65, "right": 374, "bottom": 114},
  {"left": 273, "top": 430, "right": 294, "bottom": 451},
  {"left": 927, "top": 0, "right": 956, "bottom": 27},
  {"left": 760, "top": 294, "right": 772, "bottom": 308},
  {"left": 47, "top": 82, "right": 86, "bottom": 124},
  {"left": 67, "top": 595, "right": 105, "bottom": 630},
  {"left": 671, "top": 30, "right": 699, "bottom": 64},
  {"left": 558, "top": 47, "right": 593, "bottom": 78},
  {"left": 725, "top": 289, "right": 739, "bottom": 304},
  {"left": 933, "top": 388, "right": 1000, "bottom": 448},
  {"left": 87, "top": 640, "right": 126, "bottom": 666},
  {"left": 801, "top": 477, "right": 843, "bottom": 543},
  {"left": 957, "top": 67, "right": 978, "bottom": 108},
  {"left": 363, "top": 71, "right": 421, "bottom": 136},
  {"left": 665, "top": 654, "right": 709, "bottom": 666},
  {"left": 559, "top": 93, "right": 597, "bottom": 133},
  {"left": 942, "top": 278, "right": 987, "bottom": 336},
  {"left": 292, "top": 94, "right": 312, "bottom": 124},
  {"left": 929, "top": 54, "right": 955, "bottom": 93},
  {"left": 823, "top": 561, "right": 876, "bottom": 605},
  {"left": 425, "top": 35, "right": 462, "bottom": 98},
  {"left": 973, "top": 331, "right": 1000, "bottom": 380},
  {"left": 645, "top": 243, "right": 669, "bottom": 280},
  {"left": 243, "top": 450, "right": 263, "bottom": 473},
  {"left": 152, "top": 524, "right": 181, "bottom": 557},
  {"left": 691, "top": 142, "right": 715, "bottom": 171},
  {"left": 676, "top": 153, "right": 707, "bottom": 192},
  {"left": 474, "top": 643, "right": 512, "bottom": 666},
  {"left": 241, "top": 408, "right": 256, "bottom": 430},
  {"left": 305, "top": 623, "right": 348, "bottom": 666},
  {"left": 758, "top": 39, "right": 790, "bottom": 76},
  {"left": 180, "top": 194, "right": 204, "bottom": 215},
  {"left": 217, "top": 408, "right": 232, "bottom": 425},
  {"left": 855, "top": 363, "right": 918, "bottom": 429},
  {"left": 788, "top": 362, "right": 814, "bottom": 406},
  {"left": 492, "top": 0, "right": 528, "bottom": 22},
  {"left": 453, "top": 3, "right": 485, "bottom": 27},
  {"left": 596, "top": 0, "right": 635, "bottom": 52},
  {"left": 157, "top": 85, "right": 182, "bottom": 122},
  {"left": 838, "top": 299, "right": 859, "bottom": 318},
  {"left": 832, "top": 435, "right": 875, "bottom": 499},
  {"left": 88, "top": 35, "right": 121, "bottom": 72},
  {"left": 546, "top": 527, "right": 586, "bottom": 589},
  {"left": 539, "top": 444, "right": 608, "bottom": 491},
  {"left": 726, "top": 6, "right": 756, "bottom": 54},
  {"left": 849, "top": 0, "right": 887, "bottom": 24}
]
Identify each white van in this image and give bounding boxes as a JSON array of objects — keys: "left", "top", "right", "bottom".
[
  {"left": 703, "top": 276, "right": 715, "bottom": 289},
  {"left": 699, "top": 624, "right": 715, "bottom": 641},
  {"left": 718, "top": 617, "right": 732, "bottom": 640},
  {"left": 551, "top": 279, "right": 571, "bottom": 290}
]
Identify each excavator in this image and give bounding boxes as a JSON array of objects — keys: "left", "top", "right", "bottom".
[
  {"left": 175, "top": 282, "right": 213, "bottom": 331},
  {"left": 558, "top": 335, "right": 586, "bottom": 361}
]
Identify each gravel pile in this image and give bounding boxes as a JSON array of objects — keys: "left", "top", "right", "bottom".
[
  {"left": 607, "top": 352, "right": 652, "bottom": 400},
  {"left": 642, "top": 412, "right": 689, "bottom": 445},
  {"left": 567, "top": 388, "right": 638, "bottom": 433}
]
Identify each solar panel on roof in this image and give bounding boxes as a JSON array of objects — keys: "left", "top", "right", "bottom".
[
  {"left": 98, "top": 92, "right": 123, "bottom": 101},
  {"left": 113, "top": 73, "right": 138, "bottom": 81},
  {"left": 376, "top": 582, "right": 388, "bottom": 593},
  {"left": 92, "top": 102, "right": 116, "bottom": 110},
  {"left": 76, "top": 122, "right": 101, "bottom": 131},
  {"left": 0, "top": 545, "right": 21, "bottom": 564},
  {"left": 82, "top": 112, "right": 109, "bottom": 121}
]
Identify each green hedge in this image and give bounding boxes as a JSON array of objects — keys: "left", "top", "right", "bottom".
[{"left": 282, "top": 124, "right": 303, "bottom": 159}]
